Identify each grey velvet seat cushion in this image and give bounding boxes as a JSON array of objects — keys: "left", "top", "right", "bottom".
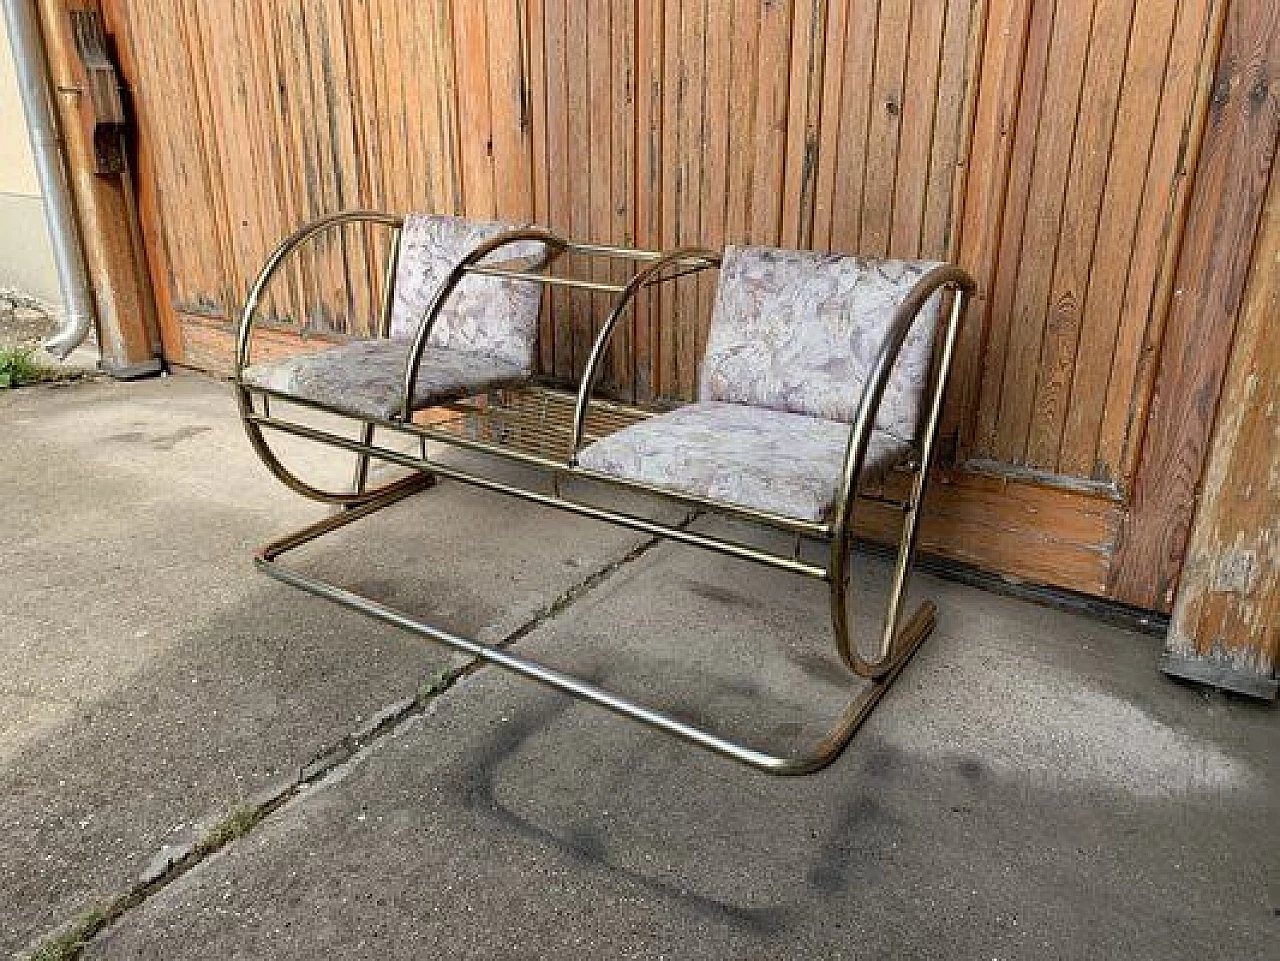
[
  {"left": 241, "top": 338, "right": 527, "bottom": 420},
  {"left": 576, "top": 401, "right": 911, "bottom": 522}
]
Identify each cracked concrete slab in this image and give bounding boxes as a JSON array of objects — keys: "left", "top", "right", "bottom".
[
  {"left": 80, "top": 523, "right": 1278, "bottom": 960},
  {"left": 0, "top": 373, "right": 670, "bottom": 954}
]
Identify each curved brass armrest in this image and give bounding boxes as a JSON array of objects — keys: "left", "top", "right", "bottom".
[
  {"left": 398, "top": 226, "right": 571, "bottom": 422},
  {"left": 830, "top": 264, "right": 975, "bottom": 534},
  {"left": 235, "top": 209, "right": 405, "bottom": 377},
  {"left": 567, "top": 247, "right": 721, "bottom": 461},
  {"left": 826, "top": 263, "right": 974, "bottom": 676}
]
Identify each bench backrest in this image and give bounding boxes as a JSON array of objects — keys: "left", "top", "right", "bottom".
[
  {"left": 389, "top": 214, "right": 543, "bottom": 371},
  {"left": 698, "top": 245, "right": 943, "bottom": 443}
]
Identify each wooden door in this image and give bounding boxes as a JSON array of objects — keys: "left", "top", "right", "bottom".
[{"left": 102, "top": 0, "right": 1274, "bottom": 612}]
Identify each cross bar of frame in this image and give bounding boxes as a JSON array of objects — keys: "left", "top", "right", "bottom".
[{"left": 254, "top": 479, "right": 936, "bottom": 776}]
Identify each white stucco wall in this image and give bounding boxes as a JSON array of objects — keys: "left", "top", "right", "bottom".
[{"left": 0, "top": 14, "right": 60, "bottom": 303}]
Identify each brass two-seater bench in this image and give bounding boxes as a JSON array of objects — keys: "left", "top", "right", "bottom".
[{"left": 235, "top": 210, "right": 975, "bottom": 775}]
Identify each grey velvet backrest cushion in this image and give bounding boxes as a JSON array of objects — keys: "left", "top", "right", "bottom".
[
  {"left": 698, "top": 245, "right": 943, "bottom": 442},
  {"left": 388, "top": 214, "right": 544, "bottom": 370}
]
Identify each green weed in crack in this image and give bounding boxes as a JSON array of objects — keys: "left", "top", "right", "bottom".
[
  {"left": 0, "top": 345, "right": 82, "bottom": 388},
  {"left": 27, "top": 910, "right": 108, "bottom": 961}
]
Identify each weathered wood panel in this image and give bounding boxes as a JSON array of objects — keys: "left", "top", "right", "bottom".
[
  {"left": 1165, "top": 163, "right": 1278, "bottom": 697},
  {"left": 109, "top": 0, "right": 1266, "bottom": 613},
  {"left": 118, "top": 0, "right": 976, "bottom": 386},
  {"left": 960, "top": 0, "right": 1219, "bottom": 491},
  {"left": 1111, "top": 0, "right": 1278, "bottom": 610}
]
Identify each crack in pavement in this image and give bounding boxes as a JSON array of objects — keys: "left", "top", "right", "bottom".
[{"left": 19, "top": 517, "right": 690, "bottom": 961}]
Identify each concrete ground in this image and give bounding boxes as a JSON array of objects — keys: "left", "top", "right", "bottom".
[{"left": 2, "top": 372, "right": 1276, "bottom": 960}]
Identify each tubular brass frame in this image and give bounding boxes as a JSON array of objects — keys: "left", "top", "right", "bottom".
[{"left": 234, "top": 210, "right": 976, "bottom": 775}]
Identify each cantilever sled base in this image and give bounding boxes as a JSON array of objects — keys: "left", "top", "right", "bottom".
[
  {"left": 254, "top": 473, "right": 936, "bottom": 777},
  {"left": 235, "top": 212, "right": 976, "bottom": 776}
]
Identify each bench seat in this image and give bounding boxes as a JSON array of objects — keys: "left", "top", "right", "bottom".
[
  {"left": 242, "top": 338, "right": 526, "bottom": 421},
  {"left": 578, "top": 400, "right": 911, "bottom": 522},
  {"left": 235, "top": 210, "right": 975, "bottom": 774}
]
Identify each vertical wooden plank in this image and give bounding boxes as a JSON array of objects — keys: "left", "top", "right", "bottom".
[
  {"left": 971, "top": 0, "right": 1051, "bottom": 457},
  {"left": 891, "top": 0, "right": 947, "bottom": 258},
  {"left": 827, "top": 0, "right": 878, "bottom": 254},
  {"left": 696, "top": 0, "right": 731, "bottom": 362},
  {"left": 323, "top": 0, "right": 374, "bottom": 333},
  {"left": 1025, "top": 0, "right": 1137, "bottom": 468},
  {"left": 238, "top": 0, "right": 311, "bottom": 320},
  {"left": 402, "top": 0, "right": 443, "bottom": 212},
  {"left": 416, "top": 0, "right": 446, "bottom": 212},
  {"left": 487, "top": 0, "right": 535, "bottom": 222},
  {"left": 435, "top": 0, "right": 466, "bottom": 215},
  {"left": 750, "top": 0, "right": 792, "bottom": 246},
  {"left": 1111, "top": 0, "right": 1277, "bottom": 611},
  {"left": 633, "top": 0, "right": 664, "bottom": 400},
  {"left": 1098, "top": 0, "right": 1221, "bottom": 484},
  {"left": 286, "top": 0, "right": 342, "bottom": 327},
  {"left": 587, "top": 0, "right": 614, "bottom": 382},
  {"left": 656, "top": 0, "right": 682, "bottom": 397},
  {"left": 723, "top": 0, "right": 762, "bottom": 245},
  {"left": 373, "top": 0, "right": 408, "bottom": 212},
  {"left": 274, "top": 1, "right": 329, "bottom": 328},
  {"left": 609, "top": 0, "right": 637, "bottom": 393},
  {"left": 1057, "top": 0, "right": 1181, "bottom": 478},
  {"left": 223, "top": 2, "right": 269, "bottom": 303},
  {"left": 453, "top": 2, "right": 496, "bottom": 218},
  {"left": 347, "top": 0, "right": 383, "bottom": 211},
  {"left": 564, "top": 0, "right": 592, "bottom": 376},
  {"left": 346, "top": 0, "right": 390, "bottom": 319},
  {"left": 992, "top": 0, "right": 1096, "bottom": 464},
  {"left": 921, "top": 0, "right": 980, "bottom": 261},
  {"left": 674, "top": 0, "right": 706, "bottom": 397},
  {"left": 542, "top": 0, "right": 573, "bottom": 381},
  {"left": 1165, "top": 166, "right": 1278, "bottom": 696},
  {"left": 181, "top": 0, "right": 246, "bottom": 312},
  {"left": 111, "top": 0, "right": 225, "bottom": 328},
  {"left": 296, "top": 0, "right": 353, "bottom": 331},
  {"left": 257, "top": 0, "right": 304, "bottom": 325},
  {"left": 810, "top": 0, "right": 849, "bottom": 252},
  {"left": 780, "top": 0, "right": 825, "bottom": 249},
  {"left": 253, "top": 0, "right": 307, "bottom": 326},
  {"left": 948, "top": 0, "right": 1033, "bottom": 457},
  {"left": 527, "top": 0, "right": 553, "bottom": 375},
  {"left": 860, "top": 0, "right": 911, "bottom": 256}
]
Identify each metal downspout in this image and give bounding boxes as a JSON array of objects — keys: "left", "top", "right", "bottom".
[{"left": 3, "top": 0, "right": 95, "bottom": 359}]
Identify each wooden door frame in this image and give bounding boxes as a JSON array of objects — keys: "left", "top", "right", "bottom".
[{"left": 1109, "top": 0, "right": 1278, "bottom": 612}]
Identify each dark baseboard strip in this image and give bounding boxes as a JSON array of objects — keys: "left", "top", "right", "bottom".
[
  {"left": 1159, "top": 652, "right": 1278, "bottom": 701},
  {"left": 852, "top": 538, "right": 1171, "bottom": 638}
]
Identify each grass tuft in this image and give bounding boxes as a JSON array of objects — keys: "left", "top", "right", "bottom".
[
  {"left": 417, "top": 668, "right": 454, "bottom": 705},
  {"left": 0, "top": 344, "right": 81, "bottom": 388},
  {"left": 193, "top": 804, "right": 264, "bottom": 858},
  {"left": 0, "top": 345, "right": 45, "bottom": 388},
  {"left": 28, "top": 910, "right": 108, "bottom": 961}
]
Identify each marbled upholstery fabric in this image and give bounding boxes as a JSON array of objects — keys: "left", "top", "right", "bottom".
[
  {"left": 389, "top": 214, "right": 545, "bottom": 370},
  {"left": 577, "top": 401, "right": 911, "bottom": 522},
  {"left": 241, "top": 338, "right": 527, "bottom": 421},
  {"left": 699, "top": 245, "right": 942, "bottom": 442}
]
